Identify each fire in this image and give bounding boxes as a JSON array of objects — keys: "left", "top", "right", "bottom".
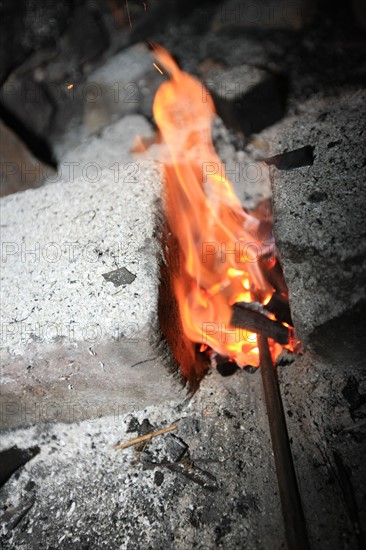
[{"left": 152, "top": 46, "right": 287, "bottom": 368}]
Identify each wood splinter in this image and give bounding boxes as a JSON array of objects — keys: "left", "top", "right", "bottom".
[{"left": 113, "top": 424, "right": 178, "bottom": 450}]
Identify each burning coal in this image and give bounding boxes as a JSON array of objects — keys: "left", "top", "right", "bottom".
[{"left": 152, "top": 46, "right": 296, "bottom": 375}]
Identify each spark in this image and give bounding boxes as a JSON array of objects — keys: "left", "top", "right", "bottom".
[
  {"left": 153, "top": 63, "right": 164, "bottom": 75},
  {"left": 67, "top": 84, "right": 74, "bottom": 90}
]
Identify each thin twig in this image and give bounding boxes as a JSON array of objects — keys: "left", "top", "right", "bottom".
[{"left": 113, "top": 424, "right": 178, "bottom": 450}]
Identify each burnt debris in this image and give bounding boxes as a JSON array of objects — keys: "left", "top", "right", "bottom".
[{"left": 102, "top": 267, "right": 136, "bottom": 287}]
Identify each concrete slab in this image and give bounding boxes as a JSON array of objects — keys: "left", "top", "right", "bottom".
[{"left": 0, "top": 159, "right": 184, "bottom": 429}]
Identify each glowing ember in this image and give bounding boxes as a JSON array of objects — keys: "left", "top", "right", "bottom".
[{"left": 152, "top": 46, "right": 291, "bottom": 368}]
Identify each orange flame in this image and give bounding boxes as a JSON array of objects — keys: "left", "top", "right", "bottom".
[{"left": 153, "top": 46, "right": 277, "bottom": 367}]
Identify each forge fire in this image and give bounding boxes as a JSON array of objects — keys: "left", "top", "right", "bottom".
[{"left": 153, "top": 45, "right": 296, "bottom": 374}]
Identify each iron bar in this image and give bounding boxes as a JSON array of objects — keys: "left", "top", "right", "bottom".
[{"left": 258, "top": 335, "right": 310, "bottom": 550}]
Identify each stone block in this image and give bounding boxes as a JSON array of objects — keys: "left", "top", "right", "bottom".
[
  {"left": 0, "top": 159, "right": 183, "bottom": 429},
  {"left": 204, "top": 64, "right": 287, "bottom": 135},
  {"left": 83, "top": 43, "right": 163, "bottom": 134},
  {"left": 257, "top": 91, "right": 366, "bottom": 360}
]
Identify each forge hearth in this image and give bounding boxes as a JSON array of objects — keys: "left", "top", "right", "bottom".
[{"left": 1, "top": 1, "right": 366, "bottom": 549}]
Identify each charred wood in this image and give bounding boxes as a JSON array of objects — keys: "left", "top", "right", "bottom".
[{"left": 231, "top": 302, "right": 289, "bottom": 345}]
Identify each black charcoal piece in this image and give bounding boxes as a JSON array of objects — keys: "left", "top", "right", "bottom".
[
  {"left": 126, "top": 416, "right": 140, "bottom": 434},
  {"left": 276, "top": 349, "right": 296, "bottom": 367},
  {"left": 217, "top": 361, "right": 239, "bottom": 376},
  {"left": 102, "top": 267, "right": 136, "bottom": 287},
  {"left": 2, "top": 497, "right": 35, "bottom": 531},
  {"left": 165, "top": 462, "right": 219, "bottom": 492},
  {"left": 264, "top": 145, "right": 314, "bottom": 170},
  {"left": 139, "top": 418, "right": 155, "bottom": 436},
  {"left": 0, "top": 446, "right": 40, "bottom": 487},
  {"left": 165, "top": 434, "right": 189, "bottom": 462},
  {"left": 154, "top": 471, "right": 164, "bottom": 486}
]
